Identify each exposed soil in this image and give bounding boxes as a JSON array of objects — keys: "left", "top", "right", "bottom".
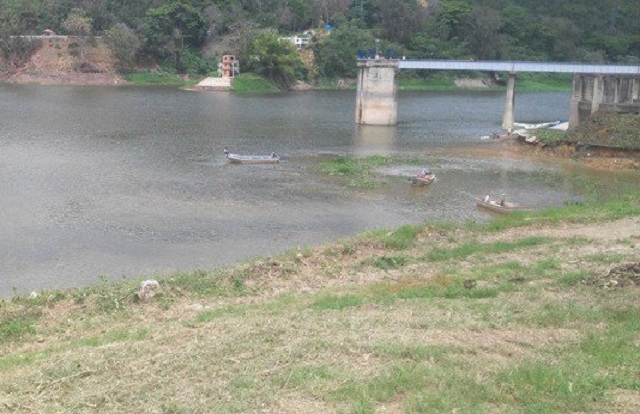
[
  {"left": 0, "top": 37, "right": 126, "bottom": 85},
  {"left": 443, "top": 138, "right": 640, "bottom": 171},
  {"left": 514, "top": 140, "right": 640, "bottom": 170}
]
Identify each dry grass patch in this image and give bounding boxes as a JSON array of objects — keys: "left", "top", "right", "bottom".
[{"left": 2, "top": 214, "right": 640, "bottom": 412}]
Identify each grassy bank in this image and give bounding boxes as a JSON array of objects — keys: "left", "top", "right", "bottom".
[
  {"left": 534, "top": 112, "right": 640, "bottom": 151},
  {"left": 2, "top": 191, "right": 639, "bottom": 412},
  {"left": 231, "top": 73, "right": 280, "bottom": 93},
  {"left": 397, "top": 72, "right": 572, "bottom": 92},
  {"left": 124, "top": 71, "right": 195, "bottom": 87},
  {"left": 220, "top": 72, "right": 572, "bottom": 93},
  {"left": 310, "top": 73, "right": 572, "bottom": 93}
]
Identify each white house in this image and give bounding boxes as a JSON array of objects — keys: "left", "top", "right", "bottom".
[{"left": 281, "top": 35, "right": 311, "bottom": 50}]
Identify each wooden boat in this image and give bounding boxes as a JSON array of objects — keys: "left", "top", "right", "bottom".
[
  {"left": 410, "top": 172, "right": 436, "bottom": 185},
  {"left": 224, "top": 148, "right": 280, "bottom": 164},
  {"left": 475, "top": 198, "right": 529, "bottom": 214}
]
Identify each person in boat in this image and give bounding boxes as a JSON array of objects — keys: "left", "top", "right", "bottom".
[
  {"left": 500, "top": 194, "right": 506, "bottom": 206},
  {"left": 271, "top": 152, "right": 278, "bottom": 158},
  {"left": 419, "top": 168, "right": 431, "bottom": 177},
  {"left": 484, "top": 193, "right": 491, "bottom": 203}
]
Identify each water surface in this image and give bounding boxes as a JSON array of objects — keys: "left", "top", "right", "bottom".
[{"left": 1, "top": 86, "right": 635, "bottom": 297}]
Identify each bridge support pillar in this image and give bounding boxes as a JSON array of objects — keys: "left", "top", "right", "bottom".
[
  {"left": 591, "top": 75, "right": 604, "bottom": 114},
  {"left": 570, "top": 74, "right": 640, "bottom": 129},
  {"left": 569, "top": 74, "right": 582, "bottom": 129},
  {"left": 356, "top": 60, "right": 399, "bottom": 125},
  {"left": 501, "top": 73, "right": 516, "bottom": 132}
]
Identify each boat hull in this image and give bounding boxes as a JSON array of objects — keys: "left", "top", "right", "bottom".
[
  {"left": 475, "top": 199, "right": 527, "bottom": 214},
  {"left": 411, "top": 174, "right": 436, "bottom": 185},
  {"left": 226, "top": 154, "right": 280, "bottom": 164}
]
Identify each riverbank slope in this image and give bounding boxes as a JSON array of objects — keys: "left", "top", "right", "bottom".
[{"left": 2, "top": 194, "right": 639, "bottom": 412}]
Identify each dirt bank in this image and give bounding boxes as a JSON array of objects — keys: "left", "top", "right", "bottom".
[
  {"left": 0, "top": 37, "right": 126, "bottom": 86},
  {"left": 444, "top": 138, "right": 640, "bottom": 171}
]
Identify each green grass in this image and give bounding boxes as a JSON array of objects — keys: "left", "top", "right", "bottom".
[
  {"left": 396, "top": 72, "right": 572, "bottom": 92},
  {"left": 0, "top": 315, "right": 38, "bottom": 343},
  {"left": 1, "top": 186, "right": 639, "bottom": 412},
  {"left": 535, "top": 129, "right": 570, "bottom": 147},
  {"left": 312, "top": 293, "right": 365, "bottom": 310},
  {"left": 231, "top": 73, "right": 280, "bottom": 93},
  {"left": 367, "top": 224, "right": 423, "bottom": 250},
  {"left": 124, "top": 71, "right": 191, "bottom": 86},
  {"left": 371, "top": 255, "right": 410, "bottom": 270},
  {"left": 582, "top": 252, "right": 633, "bottom": 264},
  {"left": 426, "top": 236, "right": 552, "bottom": 262},
  {"left": 497, "top": 359, "right": 606, "bottom": 413},
  {"left": 515, "top": 73, "right": 573, "bottom": 92},
  {"left": 535, "top": 112, "right": 640, "bottom": 151},
  {"left": 471, "top": 194, "right": 640, "bottom": 233},
  {"left": 572, "top": 112, "right": 640, "bottom": 150},
  {"left": 73, "top": 328, "right": 149, "bottom": 348},
  {"left": 318, "top": 155, "right": 391, "bottom": 188},
  {"left": 195, "top": 304, "right": 249, "bottom": 322}
]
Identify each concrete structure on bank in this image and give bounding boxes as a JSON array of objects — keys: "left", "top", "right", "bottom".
[
  {"left": 355, "top": 58, "right": 640, "bottom": 129},
  {"left": 569, "top": 74, "right": 640, "bottom": 128},
  {"left": 355, "top": 59, "right": 398, "bottom": 125},
  {"left": 193, "top": 55, "right": 239, "bottom": 91}
]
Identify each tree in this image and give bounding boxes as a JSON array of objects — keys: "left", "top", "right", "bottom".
[
  {"left": 105, "top": 23, "right": 140, "bottom": 71},
  {"left": 279, "top": 0, "right": 311, "bottom": 31},
  {"left": 312, "top": 23, "right": 374, "bottom": 78},
  {"left": 465, "top": 5, "right": 504, "bottom": 60},
  {"left": 245, "top": 30, "right": 305, "bottom": 89},
  {"left": 142, "top": 1, "right": 208, "bottom": 69},
  {"left": 62, "top": 8, "right": 93, "bottom": 65},
  {"left": 374, "top": 0, "right": 426, "bottom": 43},
  {"left": 429, "top": 0, "right": 473, "bottom": 42},
  {"left": 63, "top": 8, "right": 93, "bottom": 38}
]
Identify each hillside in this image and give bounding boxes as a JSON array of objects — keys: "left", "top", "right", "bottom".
[{"left": 1, "top": 38, "right": 124, "bottom": 85}]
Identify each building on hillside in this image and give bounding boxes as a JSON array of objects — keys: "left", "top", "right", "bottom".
[
  {"left": 218, "top": 55, "right": 239, "bottom": 78},
  {"left": 281, "top": 35, "right": 311, "bottom": 50}
]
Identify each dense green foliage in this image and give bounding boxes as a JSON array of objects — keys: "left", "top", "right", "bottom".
[
  {"left": 244, "top": 31, "right": 306, "bottom": 89},
  {"left": 1, "top": 0, "right": 639, "bottom": 87}
]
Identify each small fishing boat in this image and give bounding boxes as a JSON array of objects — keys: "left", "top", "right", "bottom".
[
  {"left": 475, "top": 197, "right": 529, "bottom": 214},
  {"left": 224, "top": 148, "right": 280, "bottom": 164},
  {"left": 410, "top": 169, "right": 436, "bottom": 186},
  {"left": 411, "top": 174, "right": 436, "bottom": 185}
]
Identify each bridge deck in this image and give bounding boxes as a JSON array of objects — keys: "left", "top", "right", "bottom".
[{"left": 395, "top": 59, "right": 640, "bottom": 74}]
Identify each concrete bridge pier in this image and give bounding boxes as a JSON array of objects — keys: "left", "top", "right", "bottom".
[
  {"left": 569, "top": 75, "right": 581, "bottom": 128},
  {"left": 355, "top": 60, "right": 399, "bottom": 125},
  {"left": 501, "top": 73, "right": 517, "bottom": 132},
  {"left": 569, "top": 74, "right": 640, "bottom": 129}
]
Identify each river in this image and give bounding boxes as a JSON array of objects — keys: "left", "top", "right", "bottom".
[{"left": 0, "top": 85, "right": 635, "bottom": 297}]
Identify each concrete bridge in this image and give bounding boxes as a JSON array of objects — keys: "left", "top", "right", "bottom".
[{"left": 355, "top": 59, "right": 640, "bottom": 129}]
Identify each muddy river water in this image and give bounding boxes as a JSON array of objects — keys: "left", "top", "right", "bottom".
[{"left": 1, "top": 85, "right": 637, "bottom": 297}]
